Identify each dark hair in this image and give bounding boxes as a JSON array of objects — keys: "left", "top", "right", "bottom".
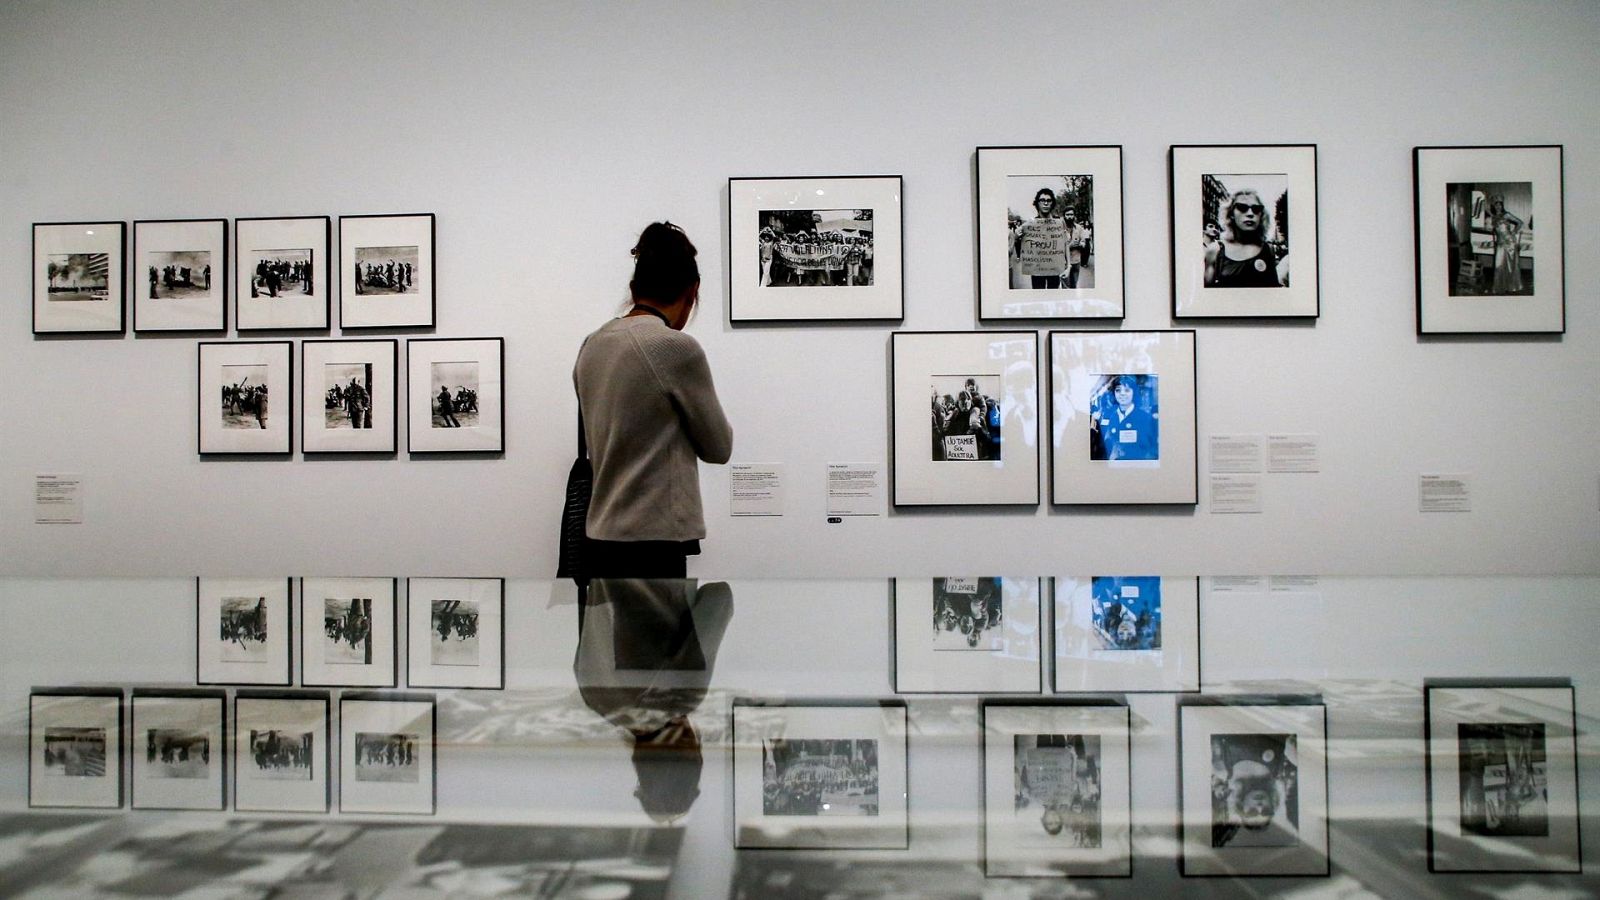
[
  {"left": 1033, "top": 188, "right": 1056, "bottom": 208},
  {"left": 630, "top": 221, "right": 700, "bottom": 303}
]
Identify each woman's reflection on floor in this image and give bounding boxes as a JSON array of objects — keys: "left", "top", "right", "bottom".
[{"left": 574, "top": 578, "right": 733, "bottom": 824}]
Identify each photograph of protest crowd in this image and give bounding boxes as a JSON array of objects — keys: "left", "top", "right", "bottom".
[
  {"left": 245, "top": 248, "right": 314, "bottom": 298},
  {"left": 931, "top": 375, "right": 1001, "bottom": 462},
  {"left": 324, "top": 363, "right": 373, "bottom": 430},
  {"left": 219, "top": 596, "right": 269, "bottom": 662},
  {"left": 324, "top": 596, "right": 373, "bottom": 665},
  {"left": 247, "top": 729, "right": 315, "bottom": 782},
  {"left": 762, "top": 738, "right": 880, "bottom": 817},
  {"left": 1007, "top": 176, "right": 1094, "bottom": 290},
  {"left": 145, "top": 250, "right": 211, "bottom": 299},
  {"left": 1211, "top": 733, "right": 1300, "bottom": 848},
  {"left": 353, "top": 245, "right": 418, "bottom": 295},
  {"left": 355, "top": 732, "right": 420, "bottom": 783},
  {"left": 219, "top": 365, "right": 269, "bottom": 430},
  {"left": 430, "top": 361, "right": 479, "bottom": 429},
  {"left": 42, "top": 727, "right": 107, "bottom": 777},
  {"left": 932, "top": 577, "right": 1004, "bottom": 651},
  {"left": 430, "top": 598, "right": 480, "bottom": 666},
  {"left": 145, "top": 729, "right": 210, "bottom": 779},
  {"left": 758, "top": 209, "right": 873, "bottom": 287},
  {"left": 1013, "top": 733, "right": 1102, "bottom": 847}
]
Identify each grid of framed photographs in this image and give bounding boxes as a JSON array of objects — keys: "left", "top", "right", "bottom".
[
  {"left": 1423, "top": 680, "right": 1580, "bottom": 873},
  {"left": 130, "top": 689, "right": 226, "bottom": 811},
  {"left": 339, "top": 213, "right": 437, "bottom": 329},
  {"left": 133, "top": 218, "right": 227, "bottom": 333},
  {"left": 28, "top": 688, "right": 123, "bottom": 809},
  {"left": 728, "top": 175, "right": 904, "bottom": 322},
  {"left": 892, "top": 577, "right": 1042, "bottom": 694},
  {"left": 976, "top": 145, "right": 1125, "bottom": 321},
  {"left": 405, "top": 577, "right": 505, "bottom": 690},
  {"left": 32, "top": 221, "right": 126, "bottom": 335},
  {"left": 234, "top": 216, "right": 331, "bottom": 331},
  {"left": 731, "top": 700, "right": 909, "bottom": 849},
  {"left": 1413, "top": 145, "right": 1565, "bottom": 334}
]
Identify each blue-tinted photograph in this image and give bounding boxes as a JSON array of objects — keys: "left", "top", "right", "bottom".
[
  {"left": 1088, "top": 374, "right": 1158, "bottom": 461},
  {"left": 1090, "top": 576, "right": 1161, "bottom": 650}
]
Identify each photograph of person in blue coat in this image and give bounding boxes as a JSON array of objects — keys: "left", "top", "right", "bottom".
[{"left": 1088, "top": 374, "right": 1158, "bottom": 462}]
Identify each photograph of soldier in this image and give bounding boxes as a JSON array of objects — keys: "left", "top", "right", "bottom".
[
  {"left": 44, "top": 253, "right": 110, "bottom": 302},
  {"left": 324, "top": 596, "right": 373, "bottom": 665},
  {"left": 42, "top": 727, "right": 107, "bottom": 777},
  {"left": 1210, "top": 733, "right": 1300, "bottom": 848},
  {"left": 1088, "top": 374, "right": 1158, "bottom": 462},
  {"left": 1007, "top": 176, "right": 1094, "bottom": 290},
  {"left": 324, "top": 362, "right": 373, "bottom": 430},
  {"left": 761, "top": 738, "right": 879, "bottom": 817},
  {"left": 1458, "top": 722, "right": 1549, "bottom": 837},
  {"left": 145, "top": 250, "right": 212, "bottom": 299},
  {"left": 1201, "top": 174, "right": 1289, "bottom": 288},
  {"left": 220, "top": 595, "right": 269, "bottom": 662},
  {"left": 354, "top": 732, "right": 419, "bottom": 783},
  {"left": 220, "top": 365, "right": 270, "bottom": 430},
  {"left": 930, "top": 375, "right": 1002, "bottom": 462},
  {"left": 245, "top": 247, "right": 314, "bottom": 298},
  {"left": 247, "top": 729, "right": 314, "bottom": 782},
  {"left": 1090, "top": 576, "right": 1161, "bottom": 651},
  {"left": 1013, "top": 733, "right": 1102, "bottom": 846},
  {"left": 757, "top": 209, "right": 873, "bottom": 287},
  {"left": 145, "top": 729, "right": 210, "bottom": 779},
  {"left": 932, "top": 577, "right": 1004, "bottom": 651},
  {"left": 1445, "top": 181, "right": 1534, "bottom": 297},
  {"left": 430, "top": 361, "right": 479, "bottom": 429},
  {"left": 430, "top": 599, "right": 480, "bottom": 667},
  {"left": 353, "top": 245, "right": 419, "bottom": 295}
]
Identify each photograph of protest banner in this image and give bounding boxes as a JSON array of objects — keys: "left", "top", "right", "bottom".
[
  {"left": 234, "top": 692, "right": 331, "bottom": 813},
  {"left": 1007, "top": 176, "right": 1094, "bottom": 290},
  {"left": 196, "top": 577, "right": 292, "bottom": 686},
  {"left": 340, "top": 694, "right": 435, "bottom": 814},
  {"left": 33, "top": 221, "right": 125, "bottom": 334},
  {"left": 1088, "top": 374, "right": 1158, "bottom": 463},
  {"left": 407, "top": 338, "right": 503, "bottom": 453},
  {"left": 1013, "top": 733, "right": 1103, "bottom": 846},
  {"left": 407, "top": 577, "right": 504, "bottom": 689},
  {"left": 234, "top": 216, "right": 329, "bottom": 330},
  {"left": 339, "top": 213, "right": 435, "bottom": 328},
  {"left": 930, "top": 375, "right": 1001, "bottom": 462},
  {"left": 1170, "top": 145, "right": 1318, "bottom": 318},
  {"left": 761, "top": 738, "right": 879, "bottom": 817},
  {"left": 729, "top": 177, "right": 903, "bottom": 321},
  {"left": 131, "top": 691, "right": 225, "bottom": 811},
  {"left": 932, "top": 577, "right": 1003, "bottom": 651}
]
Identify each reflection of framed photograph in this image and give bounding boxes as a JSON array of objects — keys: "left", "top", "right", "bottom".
[
  {"left": 406, "top": 577, "right": 505, "bottom": 689},
  {"left": 1053, "top": 576, "right": 1200, "bottom": 693},
  {"left": 977, "top": 146, "right": 1124, "bottom": 320},
  {"left": 1414, "top": 146, "right": 1564, "bottom": 334},
  {"left": 198, "top": 340, "right": 293, "bottom": 455},
  {"left": 234, "top": 215, "right": 330, "bottom": 331},
  {"left": 893, "top": 577, "right": 1041, "bottom": 694},
  {"left": 300, "top": 339, "right": 397, "bottom": 454},
  {"left": 1169, "top": 145, "right": 1319, "bottom": 319},
  {"left": 133, "top": 218, "right": 226, "bottom": 332},
  {"left": 406, "top": 337, "right": 504, "bottom": 453},
  {"left": 728, "top": 176, "right": 903, "bottom": 322},
  {"left": 196, "top": 577, "right": 292, "bottom": 686},
  {"left": 29, "top": 688, "right": 123, "bottom": 809},
  {"left": 234, "top": 690, "right": 331, "bottom": 813},
  {"left": 1178, "top": 697, "right": 1329, "bottom": 877},
  {"left": 339, "top": 213, "right": 436, "bottom": 329},
  {"left": 732, "top": 700, "right": 908, "bottom": 849},
  {"left": 982, "top": 700, "right": 1131, "bottom": 878},
  {"left": 1424, "top": 681, "right": 1580, "bottom": 873},
  {"left": 339, "top": 692, "right": 436, "bottom": 815},
  {"left": 130, "top": 689, "right": 225, "bottom": 811},
  {"left": 892, "top": 331, "right": 1039, "bottom": 506},
  {"left": 300, "top": 577, "right": 397, "bottom": 688},
  {"left": 33, "top": 221, "right": 126, "bottom": 335},
  {"left": 1049, "top": 330, "right": 1196, "bottom": 505}
]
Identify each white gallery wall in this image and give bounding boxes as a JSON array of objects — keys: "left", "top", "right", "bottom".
[{"left": 1, "top": 0, "right": 1597, "bottom": 579}]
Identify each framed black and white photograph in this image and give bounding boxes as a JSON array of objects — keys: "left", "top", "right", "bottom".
[
  {"left": 234, "top": 215, "right": 330, "bottom": 331},
  {"left": 732, "top": 700, "right": 908, "bottom": 849},
  {"left": 1049, "top": 330, "right": 1197, "bottom": 505},
  {"left": 132, "top": 218, "right": 226, "bottom": 332},
  {"left": 1179, "top": 697, "right": 1330, "bottom": 877},
  {"left": 1053, "top": 576, "right": 1200, "bottom": 693},
  {"left": 339, "top": 213, "right": 436, "bottom": 329},
  {"left": 234, "top": 690, "right": 331, "bottom": 814},
  {"left": 339, "top": 693, "right": 436, "bottom": 815},
  {"left": 406, "top": 337, "right": 504, "bottom": 453},
  {"left": 130, "top": 689, "right": 225, "bottom": 811},
  {"left": 406, "top": 577, "right": 505, "bottom": 689},
  {"left": 196, "top": 577, "right": 292, "bottom": 686},
  {"left": 300, "top": 576, "right": 397, "bottom": 688},
  {"left": 1169, "top": 145, "right": 1319, "bottom": 319},
  {"left": 728, "top": 176, "right": 903, "bottom": 322},
  {"left": 32, "top": 221, "right": 125, "bottom": 335},
  {"left": 982, "top": 701, "right": 1132, "bottom": 878},
  {"left": 976, "top": 146, "right": 1124, "bottom": 320},
  {"left": 1414, "top": 146, "right": 1564, "bottom": 334},
  {"left": 892, "top": 331, "right": 1039, "bottom": 507},
  {"left": 301, "top": 340, "right": 397, "bottom": 454},
  {"left": 1424, "top": 680, "right": 1580, "bottom": 873},
  {"left": 892, "top": 577, "right": 1042, "bottom": 694},
  {"left": 28, "top": 688, "right": 123, "bottom": 809},
  {"left": 197, "top": 340, "right": 293, "bottom": 455}
]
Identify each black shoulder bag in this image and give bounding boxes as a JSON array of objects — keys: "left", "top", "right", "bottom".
[{"left": 555, "top": 409, "right": 593, "bottom": 581}]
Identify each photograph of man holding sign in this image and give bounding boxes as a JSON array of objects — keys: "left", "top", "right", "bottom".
[{"left": 1008, "top": 178, "right": 1094, "bottom": 290}]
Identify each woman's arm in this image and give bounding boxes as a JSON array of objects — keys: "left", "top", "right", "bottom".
[{"left": 667, "top": 341, "right": 734, "bottom": 464}]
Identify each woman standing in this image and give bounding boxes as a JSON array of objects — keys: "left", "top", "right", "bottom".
[
  {"left": 1204, "top": 189, "right": 1283, "bottom": 288},
  {"left": 1488, "top": 195, "right": 1525, "bottom": 293},
  {"left": 573, "top": 222, "right": 733, "bottom": 578}
]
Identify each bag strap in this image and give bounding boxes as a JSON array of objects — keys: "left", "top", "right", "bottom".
[{"left": 576, "top": 407, "right": 587, "bottom": 459}]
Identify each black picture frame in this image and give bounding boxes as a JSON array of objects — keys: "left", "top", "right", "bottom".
[
  {"left": 197, "top": 340, "right": 295, "bottom": 456},
  {"left": 300, "top": 339, "right": 399, "bottom": 455},
  {"left": 129, "top": 688, "right": 227, "bottom": 811},
  {"left": 32, "top": 220, "right": 127, "bottom": 336},
  {"left": 233, "top": 215, "right": 331, "bottom": 332},
  {"left": 299, "top": 577, "right": 399, "bottom": 688},
  {"left": 405, "top": 576, "right": 507, "bottom": 690},
  {"left": 195, "top": 576, "right": 294, "bottom": 687},
  {"left": 405, "top": 337, "right": 506, "bottom": 454},
  {"left": 980, "top": 698, "right": 1133, "bottom": 878},
  {"left": 233, "top": 689, "right": 332, "bottom": 814},
  {"left": 338, "top": 212, "right": 438, "bottom": 330},
  {"left": 28, "top": 687, "right": 124, "bottom": 809},
  {"left": 891, "top": 577, "right": 1044, "bottom": 695},
  {"left": 338, "top": 691, "right": 438, "bottom": 816},
  {"left": 132, "top": 217, "right": 228, "bottom": 334}
]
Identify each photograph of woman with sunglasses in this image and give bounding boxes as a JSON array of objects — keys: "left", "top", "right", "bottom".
[{"left": 1202, "top": 177, "right": 1290, "bottom": 288}]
